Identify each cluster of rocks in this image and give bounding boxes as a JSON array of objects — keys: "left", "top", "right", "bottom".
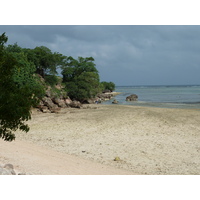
[
  {"left": 96, "top": 92, "right": 115, "bottom": 102},
  {"left": 0, "top": 163, "right": 25, "bottom": 175},
  {"left": 36, "top": 87, "right": 82, "bottom": 113},
  {"left": 111, "top": 94, "right": 138, "bottom": 104},
  {"left": 35, "top": 80, "right": 123, "bottom": 112}
]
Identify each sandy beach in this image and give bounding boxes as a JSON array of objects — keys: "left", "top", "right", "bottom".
[{"left": 1, "top": 104, "right": 200, "bottom": 175}]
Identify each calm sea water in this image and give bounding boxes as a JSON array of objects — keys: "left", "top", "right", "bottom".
[{"left": 102, "top": 85, "right": 200, "bottom": 109}]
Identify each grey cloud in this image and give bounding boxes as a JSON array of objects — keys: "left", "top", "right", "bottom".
[{"left": 1, "top": 25, "right": 200, "bottom": 85}]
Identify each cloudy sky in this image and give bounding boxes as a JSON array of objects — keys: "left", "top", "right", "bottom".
[{"left": 1, "top": 25, "right": 200, "bottom": 86}]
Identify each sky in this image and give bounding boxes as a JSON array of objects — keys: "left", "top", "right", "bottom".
[{"left": 1, "top": 25, "right": 200, "bottom": 86}]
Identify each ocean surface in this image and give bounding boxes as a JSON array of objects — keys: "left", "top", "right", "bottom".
[{"left": 102, "top": 85, "right": 200, "bottom": 109}]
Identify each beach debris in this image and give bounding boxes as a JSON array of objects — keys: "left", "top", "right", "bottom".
[
  {"left": 126, "top": 94, "right": 138, "bottom": 101},
  {"left": 114, "top": 157, "right": 121, "bottom": 161}
]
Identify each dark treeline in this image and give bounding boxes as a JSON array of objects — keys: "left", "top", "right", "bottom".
[{"left": 0, "top": 33, "right": 115, "bottom": 141}]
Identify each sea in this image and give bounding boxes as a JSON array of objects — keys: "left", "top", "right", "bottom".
[{"left": 102, "top": 85, "right": 200, "bottom": 109}]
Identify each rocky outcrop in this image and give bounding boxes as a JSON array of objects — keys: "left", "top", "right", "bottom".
[
  {"left": 126, "top": 94, "right": 138, "bottom": 101},
  {"left": 35, "top": 77, "right": 120, "bottom": 112},
  {"left": 43, "top": 97, "right": 58, "bottom": 109},
  {"left": 36, "top": 96, "right": 81, "bottom": 113},
  {"left": 52, "top": 97, "right": 67, "bottom": 108},
  {"left": 97, "top": 92, "right": 120, "bottom": 102},
  {"left": 35, "top": 82, "right": 83, "bottom": 112},
  {"left": 97, "top": 93, "right": 113, "bottom": 101}
]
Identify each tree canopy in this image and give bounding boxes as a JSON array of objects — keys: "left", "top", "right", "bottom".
[
  {"left": 7, "top": 44, "right": 67, "bottom": 78},
  {"left": 62, "top": 56, "right": 101, "bottom": 102},
  {"left": 0, "top": 33, "right": 45, "bottom": 141}
]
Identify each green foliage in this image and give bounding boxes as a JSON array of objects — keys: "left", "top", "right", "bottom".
[
  {"left": 44, "top": 75, "right": 59, "bottom": 87},
  {"left": 62, "top": 56, "right": 101, "bottom": 102},
  {"left": 0, "top": 33, "right": 45, "bottom": 141},
  {"left": 23, "top": 46, "right": 67, "bottom": 77},
  {"left": 101, "top": 81, "right": 115, "bottom": 92},
  {"left": 6, "top": 43, "right": 22, "bottom": 53}
]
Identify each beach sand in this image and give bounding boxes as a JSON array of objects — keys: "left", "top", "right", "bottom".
[{"left": 1, "top": 104, "right": 200, "bottom": 175}]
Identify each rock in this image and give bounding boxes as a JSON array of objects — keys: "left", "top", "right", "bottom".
[
  {"left": 112, "top": 99, "right": 118, "bottom": 104},
  {"left": 42, "top": 97, "right": 58, "bottom": 109},
  {"left": 3, "top": 164, "right": 16, "bottom": 175},
  {"left": 97, "top": 93, "right": 113, "bottom": 101},
  {"left": 70, "top": 101, "right": 82, "bottom": 108},
  {"left": 41, "top": 106, "right": 51, "bottom": 113},
  {"left": 126, "top": 94, "right": 138, "bottom": 101},
  {"left": 0, "top": 167, "right": 12, "bottom": 175},
  {"left": 65, "top": 98, "right": 72, "bottom": 106},
  {"left": 0, "top": 164, "right": 16, "bottom": 175},
  {"left": 45, "top": 89, "right": 52, "bottom": 97},
  {"left": 50, "top": 107, "right": 61, "bottom": 113},
  {"left": 82, "top": 98, "right": 96, "bottom": 104},
  {"left": 52, "top": 98, "right": 67, "bottom": 108}
]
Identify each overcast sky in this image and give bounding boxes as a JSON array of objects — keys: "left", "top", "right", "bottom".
[{"left": 1, "top": 25, "right": 200, "bottom": 86}]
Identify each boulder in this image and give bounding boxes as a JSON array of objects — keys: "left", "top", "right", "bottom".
[
  {"left": 65, "top": 98, "right": 72, "bottom": 106},
  {"left": 3, "top": 164, "right": 16, "bottom": 175},
  {"left": 112, "top": 99, "right": 118, "bottom": 104},
  {"left": 52, "top": 98, "right": 67, "bottom": 108},
  {"left": 126, "top": 94, "right": 138, "bottom": 101},
  {"left": 70, "top": 101, "right": 82, "bottom": 108},
  {"left": 42, "top": 97, "right": 58, "bottom": 109}
]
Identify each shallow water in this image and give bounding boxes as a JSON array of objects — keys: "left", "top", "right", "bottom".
[{"left": 102, "top": 85, "right": 200, "bottom": 109}]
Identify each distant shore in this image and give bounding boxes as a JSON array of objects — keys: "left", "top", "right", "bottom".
[{"left": 1, "top": 104, "right": 200, "bottom": 175}]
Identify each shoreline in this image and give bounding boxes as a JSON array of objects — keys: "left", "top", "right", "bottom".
[
  {"left": 2, "top": 104, "right": 200, "bottom": 175},
  {"left": 102, "top": 97, "right": 200, "bottom": 110}
]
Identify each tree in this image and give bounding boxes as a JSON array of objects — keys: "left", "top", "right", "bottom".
[
  {"left": 101, "top": 81, "right": 115, "bottom": 92},
  {"left": 23, "top": 46, "right": 67, "bottom": 78},
  {"left": 6, "top": 42, "right": 22, "bottom": 53},
  {"left": 62, "top": 56, "right": 101, "bottom": 102},
  {"left": 0, "top": 33, "right": 45, "bottom": 141}
]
